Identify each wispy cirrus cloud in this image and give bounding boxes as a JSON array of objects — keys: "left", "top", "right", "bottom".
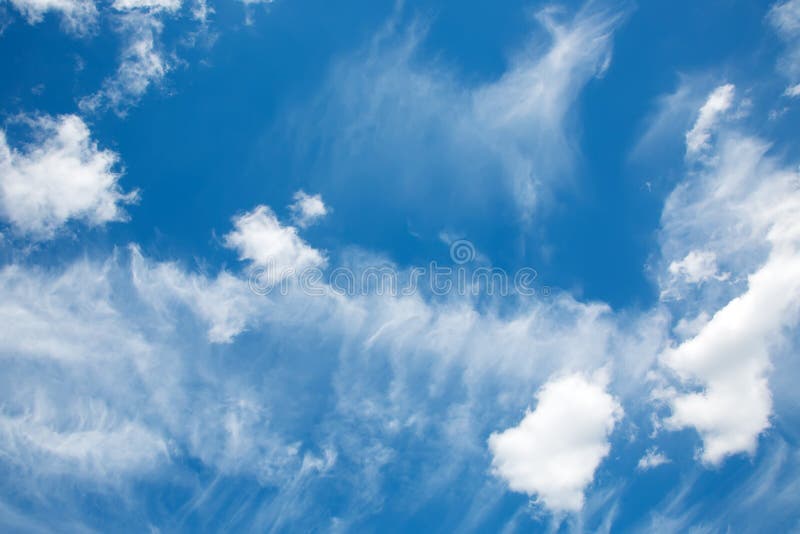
[
  {"left": 284, "top": 4, "right": 626, "bottom": 236},
  {"left": 769, "top": 0, "right": 800, "bottom": 96},
  {"left": 78, "top": 12, "right": 171, "bottom": 116}
]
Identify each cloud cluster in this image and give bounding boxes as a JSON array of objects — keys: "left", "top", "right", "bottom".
[{"left": 657, "top": 84, "right": 800, "bottom": 465}]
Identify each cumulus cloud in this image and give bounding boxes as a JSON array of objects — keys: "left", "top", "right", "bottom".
[
  {"left": 685, "top": 84, "right": 735, "bottom": 157},
  {"left": 0, "top": 114, "right": 137, "bottom": 239},
  {"left": 289, "top": 190, "right": 328, "bottom": 228},
  {"left": 488, "top": 372, "right": 623, "bottom": 514},
  {"left": 657, "top": 84, "right": 800, "bottom": 466},
  {"left": 224, "top": 205, "right": 326, "bottom": 276},
  {"left": 7, "top": 0, "right": 97, "bottom": 34},
  {"left": 662, "top": 248, "right": 800, "bottom": 465}
]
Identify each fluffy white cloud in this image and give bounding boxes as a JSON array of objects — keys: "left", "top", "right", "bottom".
[
  {"left": 662, "top": 248, "right": 800, "bottom": 465},
  {"left": 685, "top": 84, "right": 734, "bottom": 157},
  {"left": 290, "top": 190, "right": 328, "bottom": 228},
  {"left": 0, "top": 114, "right": 137, "bottom": 239},
  {"left": 79, "top": 13, "right": 169, "bottom": 116},
  {"left": 657, "top": 85, "right": 800, "bottom": 466},
  {"left": 488, "top": 372, "right": 623, "bottom": 513},
  {"left": 224, "top": 205, "right": 326, "bottom": 276},
  {"left": 7, "top": 0, "right": 97, "bottom": 34}
]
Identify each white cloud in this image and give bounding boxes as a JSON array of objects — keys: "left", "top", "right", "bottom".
[
  {"left": 7, "top": 0, "right": 97, "bottom": 34},
  {"left": 673, "top": 312, "right": 710, "bottom": 340},
  {"left": 668, "top": 250, "right": 725, "bottom": 284},
  {"left": 0, "top": 227, "right": 654, "bottom": 523},
  {"left": 488, "top": 371, "right": 623, "bottom": 514},
  {"left": 79, "top": 13, "right": 169, "bottom": 116},
  {"left": 0, "top": 114, "right": 137, "bottom": 239},
  {"left": 662, "top": 248, "right": 800, "bottom": 465},
  {"left": 0, "top": 396, "right": 168, "bottom": 479},
  {"left": 287, "top": 5, "right": 625, "bottom": 227},
  {"left": 0, "top": 258, "right": 169, "bottom": 481},
  {"left": 662, "top": 250, "right": 729, "bottom": 300},
  {"left": 112, "top": 0, "right": 181, "bottom": 12},
  {"left": 0, "top": 250, "right": 314, "bottom": 489},
  {"left": 130, "top": 244, "right": 262, "bottom": 343},
  {"left": 224, "top": 205, "right": 326, "bottom": 277},
  {"left": 290, "top": 190, "right": 328, "bottom": 228},
  {"left": 637, "top": 447, "right": 670, "bottom": 471},
  {"left": 0, "top": 259, "right": 154, "bottom": 362},
  {"left": 785, "top": 83, "right": 800, "bottom": 97},
  {"left": 657, "top": 86, "right": 800, "bottom": 465},
  {"left": 0, "top": 242, "right": 630, "bottom": 515},
  {"left": 769, "top": 0, "right": 800, "bottom": 92},
  {"left": 685, "top": 84, "right": 735, "bottom": 157}
]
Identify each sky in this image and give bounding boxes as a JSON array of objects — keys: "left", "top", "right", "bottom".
[{"left": 1, "top": 0, "right": 800, "bottom": 532}]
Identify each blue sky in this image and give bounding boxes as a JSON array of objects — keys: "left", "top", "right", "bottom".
[{"left": 2, "top": 0, "right": 800, "bottom": 531}]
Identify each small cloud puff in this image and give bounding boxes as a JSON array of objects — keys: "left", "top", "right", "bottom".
[
  {"left": 289, "top": 190, "right": 328, "bottom": 228},
  {"left": 637, "top": 447, "right": 670, "bottom": 471},
  {"left": 668, "top": 250, "right": 727, "bottom": 284},
  {"left": 224, "top": 204, "right": 326, "bottom": 284}
]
